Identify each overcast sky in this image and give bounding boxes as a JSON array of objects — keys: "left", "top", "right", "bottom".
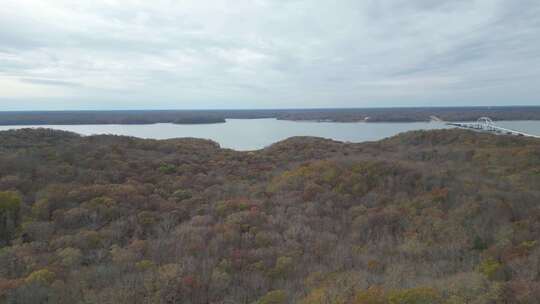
[{"left": 1, "top": 0, "right": 539, "bottom": 110}]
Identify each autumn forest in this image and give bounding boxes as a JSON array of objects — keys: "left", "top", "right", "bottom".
[{"left": 1, "top": 128, "right": 540, "bottom": 303}]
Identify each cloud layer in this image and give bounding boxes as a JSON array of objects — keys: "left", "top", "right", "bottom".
[{"left": 1, "top": 0, "right": 539, "bottom": 109}]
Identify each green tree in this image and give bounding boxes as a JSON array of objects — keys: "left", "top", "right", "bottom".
[
  {"left": 172, "top": 189, "right": 192, "bottom": 202},
  {"left": 57, "top": 247, "right": 82, "bottom": 267},
  {"left": 353, "top": 287, "right": 387, "bottom": 304},
  {"left": 388, "top": 287, "right": 442, "bottom": 304},
  {"left": 478, "top": 258, "right": 505, "bottom": 281},
  {"left": 258, "top": 290, "right": 287, "bottom": 304},
  {"left": 158, "top": 163, "right": 176, "bottom": 174},
  {"left": 0, "top": 191, "right": 21, "bottom": 246}
]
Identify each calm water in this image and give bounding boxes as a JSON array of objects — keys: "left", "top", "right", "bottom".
[{"left": 1, "top": 119, "right": 539, "bottom": 150}]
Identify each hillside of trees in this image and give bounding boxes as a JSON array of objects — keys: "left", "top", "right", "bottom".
[{"left": 1, "top": 128, "right": 540, "bottom": 303}]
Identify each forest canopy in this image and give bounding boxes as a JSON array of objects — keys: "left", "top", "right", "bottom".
[{"left": 0, "top": 128, "right": 539, "bottom": 303}]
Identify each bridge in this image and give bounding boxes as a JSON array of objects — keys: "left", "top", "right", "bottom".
[{"left": 446, "top": 117, "right": 540, "bottom": 138}]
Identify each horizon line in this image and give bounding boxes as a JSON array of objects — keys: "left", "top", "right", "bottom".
[{"left": 1, "top": 105, "right": 540, "bottom": 112}]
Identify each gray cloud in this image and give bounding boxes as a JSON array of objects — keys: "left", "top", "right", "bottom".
[
  {"left": 0, "top": 0, "right": 539, "bottom": 110},
  {"left": 20, "top": 78, "right": 82, "bottom": 87}
]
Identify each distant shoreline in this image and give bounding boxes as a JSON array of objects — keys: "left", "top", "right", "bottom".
[{"left": 1, "top": 106, "right": 540, "bottom": 125}]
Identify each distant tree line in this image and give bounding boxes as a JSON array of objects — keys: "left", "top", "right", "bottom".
[{"left": 1, "top": 106, "right": 540, "bottom": 125}]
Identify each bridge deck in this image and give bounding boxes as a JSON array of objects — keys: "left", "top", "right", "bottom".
[{"left": 447, "top": 122, "right": 540, "bottom": 139}]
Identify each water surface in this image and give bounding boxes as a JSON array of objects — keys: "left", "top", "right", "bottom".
[{"left": 1, "top": 119, "right": 539, "bottom": 150}]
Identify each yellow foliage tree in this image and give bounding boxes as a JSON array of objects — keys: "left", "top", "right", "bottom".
[
  {"left": 25, "top": 269, "right": 56, "bottom": 285},
  {"left": 258, "top": 290, "right": 287, "bottom": 304}
]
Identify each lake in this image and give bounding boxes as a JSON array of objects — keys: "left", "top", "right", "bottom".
[{"left": 1, "top": 119, "right": 539, "bottom": 150}]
